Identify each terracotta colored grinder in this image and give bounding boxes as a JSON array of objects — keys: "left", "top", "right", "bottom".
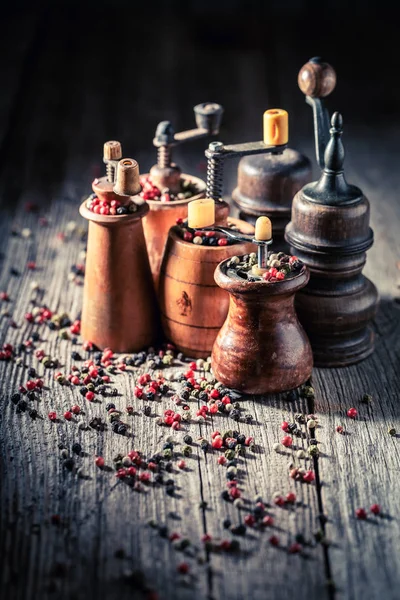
[
  {"left": 210, "top": 217, "right": 313, "bottom": 394},
  {"left": 158, "top": 108, "right": 290, "bottom": 359},
  {"left": 285, "top": 58, "right": 379, "bottom": 367},
  {"left": 80, "top": 143, "right": 159, "bottom": 352},
  {"left": 140, "top": 102, "right": 224, "bottom": 290}
]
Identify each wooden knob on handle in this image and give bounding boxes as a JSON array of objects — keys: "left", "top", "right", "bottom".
[
  {"left": 103, "top": 140, "right": 122, "bottom": 161},
  {"left": 298, "top": 57, "right": 336, "bottom": 98}
]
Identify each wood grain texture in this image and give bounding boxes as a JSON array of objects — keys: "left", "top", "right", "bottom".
[{"left": 1, "top": 4, "right": 400, "bottom": 600}]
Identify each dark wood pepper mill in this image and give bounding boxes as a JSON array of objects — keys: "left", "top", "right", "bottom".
[
  {"left": 231, "top": 66, "right": 326, "bottom": 248},
  {"left": 285, "top": 59, "right": 379, "bottom": 366},
  {"left": 212, "top": 254, "right": 313, "bottom": 394},
  {"left": 80, "top": 146, "right": 159, "bottom": 352}
]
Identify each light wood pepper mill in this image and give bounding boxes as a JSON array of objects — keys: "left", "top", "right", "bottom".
[
  {"left": 211, "top": 217, "right": 313, "bottom": 394},
  {"left": 285, "top": 58, "right": 379, "bottom": 366},
  {"left": 141, "top": 103, "right": 224, "bottom": 290},
  {"left": 159, "top": 109, "right": 290, "bottom": 359},
  {"left": 80, "top": 143, "right": 159, "bottom": 352}
]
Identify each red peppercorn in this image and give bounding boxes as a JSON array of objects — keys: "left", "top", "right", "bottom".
[
  {"left": 210, "top": 389, "right": 220, "bottom": 399},
  {"left": 281, "top": 421, "right": 289, "bottom": 432},
  {"left": 26, "top": 380, "right": 36, "bottom": 391},
  {"left": 178, "top": 460, "right": 186, "bottom": 469},
  {"left": 0, "top": 292, "right": 9, "bottom": 301},
  {"left": 245, "top": 436, "right": 254, "bottom": 446},
  {"left": 286, "top": 492, "right": 296, "bottom": 504},
  {"left": 95, "top": 457, "right": 105, "bottom": 468},
  {"left": 262, "top": 516, "right": 274, "bottom": 527},
  {"left": 288, "top": 542, "right": 302, "bottom": 554},
  {"left": 25, "top": 312, "right": 34, "bottom": 322},
  {"left": 183, "top": 231, "right": 193, "bottom": 242},
  {"left": 262, "top": 271, "right": 271, "bottom": 281},
  {"left": 269, "top": 267, "right": 278, "bottom": 277},
  {"left": 218, "top": 456, "right": 227, "bottom": 465},
  {"left": 276, "top": 271, "right": 285, "bottom": 281},
  {"left": 244, "top": 514, "right": 255, "bottom": 527},
  {"left": 303, "top": 470, "right": 315, "bottom": 483},
  {"left": 64, "top": 411, "right": 73, "bottom": 421},
  {"left": 71, "top": 405, "right": 81, "bottom": 415},
  {"left": 176, "top": 218, "right": 183, "bottom": 225},
  {"left": 127, "top": 467, "right": 137, "bottom": 477},
  {"left": 116, "top": 468, "right": 127, "bottom": 479},
  {"left": 336, "top": 425, "right": 344, "bottom": 434},
  {"left": 274, "top": 496, "right": 285, "bottom": 507},
  {"left": 48, "top": 411, "right": 57, "bottom": 421},
  {"left": 171, "top": 421, "right": 180, "bottom": 430},
  {"left": 139, "top": 472, "right": 150, "bottom": 482},
  {"left": 347, "top": 408, "right": 358, "bottom": 419},
  {"left": 370, "top": 503, "right": 381, "bottom": 515},
  {"left": 85, "top": 391, "right": 95, "bottom": 401},
  {"left": 269, "top": 535, "right": 279, "bottom": 546},
  {"left": 134, "top": 386, "right": 143, "bottom": 398},
  {"left": 209, "top": 403, "right": 218, "bottom": 414},
  {"left": 71, "top": 376, "right": 80, "bottom": 386},
  {"left": 230, "top": 487, "right": 241, "bottom": 499},
  {"left": 169, "top": 532, "right": 181, "bottom": 542},
  {"left": 35, "top": 379, "right": 44, "bottom": 389},
  {"left": 27, "top": 261, "right": 36, "bottom": 270},
  {"left": 281, "top": 435, "right": 293, "bottom": 447},
  {"left": 212, "top": 437, "right": 223, "bottom": 449},
  {"left": 221, "top": 395, "right": 231, "bottom": 405},
  {"left": 356, "top": 508, "right": 367, "bottom": 520},
  {"left": 289, "top": 256, "right": 298, "bottom": 264},
  {"left": 177, "top": 562, "right": 189, "bottom": 574}
]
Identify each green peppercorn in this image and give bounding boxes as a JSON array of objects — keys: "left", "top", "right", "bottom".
[
  {"left": 235, "top": 444, "right": 245, "bottom": 456},
  {"left": 163, "top": 448, "right": 173, "bottom": 459},
  {"left": 225, "top": 449, "right": 235, "bottom": 460},
  {"left": 362, "top": 393, "right": 373, "bottom": 403},
  {"left": 59, "top": 330, "right": 69, "bottom": 340},
  {"left": 86, "top": 382, "right": 95, "bottom": 391},
  {"left": 308, "top": 445, "right": 319, "bottom": 457},
  {"left": 203, "top": 362, "right": 211, "bottom": 372},
  {"left": 162, "top": 355, "right": 173, "bottom": 365},
  {"left": 388, "top": 427, "right": 397, "bottom": 436},
  {"left": 302, "top": 386, "right": 315, "bottom": 399},
  {"left": 182, "top": 445, "right": 192, "bottom": 457}
]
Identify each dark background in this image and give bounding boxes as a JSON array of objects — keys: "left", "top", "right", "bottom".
[{"left": 0, "top": 0, "right": 398, "bottom": 204}]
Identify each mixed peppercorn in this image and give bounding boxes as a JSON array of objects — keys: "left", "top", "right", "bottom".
[
  {"left": 226, "top": 251, "right": 304, "bottom": 282},
  {"left": 139, "top": 175, "right": 201, "bottom": 202},
  {"left": 85, "top": 191, "right": 140, "bottom": 215}
]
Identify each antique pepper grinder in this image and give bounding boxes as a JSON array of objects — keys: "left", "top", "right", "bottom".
[
  {"left": 232, "top": 70, "right": 316, "bottom": 249},
  {"left": 141, "top": 103, "right": 224, "bottom": 289},
  {"left": 80, "top": 143, "right": 158, "bottom": 352},
  {"left": 211, "top": 216, "right": 313, "bottom": 394},
  {"left": 159, "top": 109, "right": 290, "bottom": 359},
  {"left": 285, "top": 59, "right": 379, "bottom": 366}
]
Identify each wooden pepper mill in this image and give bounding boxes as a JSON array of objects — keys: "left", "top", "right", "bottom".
[
  {"left": 141, "top": 103, "right": 224, "bottom": 290},
  {"left": 212, "top": 222, "right": 313, "bottom": 394},
  {"left": 285, "top": 59, "right": 379, "bottom": 366},
  {"left": 159, "top": 109, "right": 290, "bottom": 359},
  {"left": 80, "top": 143, "right": 159, "bottom": 352}
]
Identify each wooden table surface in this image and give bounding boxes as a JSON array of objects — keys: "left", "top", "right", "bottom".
[{"left": 1, "top": 4, "right": 400, "bottom": 600}]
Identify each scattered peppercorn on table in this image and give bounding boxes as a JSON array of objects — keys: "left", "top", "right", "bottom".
[{"left": 1, "top": 10, "right": 400, "bottom": 600}]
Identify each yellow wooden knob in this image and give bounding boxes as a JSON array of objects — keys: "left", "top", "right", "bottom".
[
  {"left": 263, "top": 109, "right": 288, "bottom": 146},
  {"left": 188, "top": 198, "right": 215, "bottom": 229},
  {"left": 255, "top": 216, "right": 272, "bottom": 241}
]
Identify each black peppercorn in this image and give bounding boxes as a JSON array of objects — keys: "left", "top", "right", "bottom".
[
  {"left": 112, "top": 388, "right": 118, "bottom": 396},
  {"left": 226, "top": 471, "right": 236, "bottom": 480},
  {"left": 221, "top": 490, "right": 230, "bottom": 502},
  {"left": 117, "top": 423, "right": 127, "bottom": 435},
  {"left": 285, "top": 390, "right": 297, "bottom": 402},
  {"left": 143, "top": 406, "right": 151, "bottom": 416},
  {"left": 106, "top": 403, "right": 116, "bottom": 411},
  {"left": 117, "top": 206, "right": 129, "bottom": 215},
  {"left": 79, "top": 387, "right": 88, "bottom": 396},
  {"left": 28, "top": 367, "right": 36, "bottom": 377},
  {"left": 231, "top": 524, "right": 246, "bottom": 536},
  {"left": 159, "top": 525, "right": 168, "bottom": 538},
  {"left": 183, "top": 434, "right": 192, "bottom": 445},
  {"left": 223, "top": 518, "right": 231, "bottom": 529},
  {"left": 71, "top": 351, "right": 81, "bottom": 361},
  {"left": 230, "top": 409, "right": 241, "bottom": 421},
  {"left": 155, "top": 474, "right": 164, "bottom": 484},
  {"left": 72, "top": 443, "right": 82, "bottom": 455},
  {"left": 236, "top": 434, "right": 246, "bottom": 445},
  {"left": 63, "top": 458, "right": 74, "bottom": 471},
  {"left": 27, "top": 391, "right": 36, "bottom": 401},
  {"left": 18, "top": 400, "right": 27, "bottom": 412},
  {"left": 165, "top": 461, "right": 173, "bottom": 472},
  {"left": 163, "top": 442, "right": 173, "bottom": 450},
  {"left": 180, "top": 390, "right": 189, "bottom": 401},
  {"left": 112, "top": 421, "right": 120, "bottom": 433},
  {"left": 31, "top": 332, "right": 40, "bottom": 342},
  {"left": 166, "top": 485, "right": 174, "bottom": 497},
  {"left": 227, "top": 459, "right": 237, "bottom": 468},
  {"left": 11, "top": 393, "right": 20, "bottom": 404},
  {"left": 244, "top": 414, "right": 253, "bottom": 424},
  {"left": 29, "top": 409, "right": 38, "bottom": 419},
  {"left": 146, "top": 391, "right": 154, "bottom": 401}
]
